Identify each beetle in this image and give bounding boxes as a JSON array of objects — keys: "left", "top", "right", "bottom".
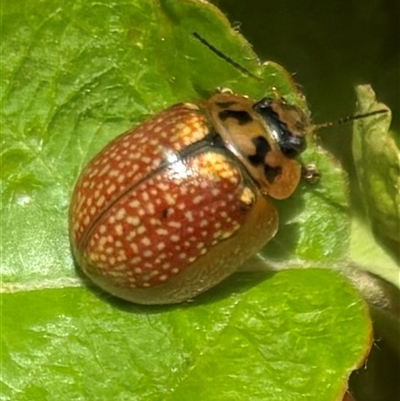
[
  {"left": 69, "top": 88, "right": 309, "bottom": 304},
  {"left": 69, "top": 33, "right": 386, "bottom": 305}
]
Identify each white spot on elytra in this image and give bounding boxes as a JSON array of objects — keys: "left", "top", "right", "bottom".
[
  {"left": 146, "top": 204, "right": 155, "bottom": 214},
  {"left": 127, "top": 231, "right": 137, "bottom": 241},
  {"left": 107, "top": 183, "right": 117, "bottom": 195},
  {"left": 115, "top": 208, "right": 126, "bottom": 220},
  {"left": 96, "top": 195, "right": 106, "bottom": 208},
  {"left": 141, "top": 192, "right": 150, "bottom": 202},
  {"left": 177, "top": 203, "right": 186, "bottom": 210},
  {"left": 129, "top": 200, "right": 141, "bottom": 209},
  {"left": 137, "top": 226, "right": 146, "bottom": 235},
  {"left": 165, "top": 194, "right": 175, "bottom": 205},
  {"left": 200, "top": 219, "right": 208, "bottom": 227},
  {"left": 157, "top": 242, "right": 166, "bottom": 251},
  {"left": 168, "top": 221, "right": 181, "bottom": 229},
  {"left": 162, "top": 263, "right": 171, "bottom": 270},
  {"left": 115, "top": 224, "right": 123, "bottom": 236},
  {"left": 193, "top": 195, "right": 203, "bottom": 204},
  {"left": 141, "top": 237, "right": 151, "bottom": 246},
  {"left": 185, "top": 211, "right": 194, "bottom": 222},
  {"left": 127, "top": 216, "right": 140, "bottom": 226}
]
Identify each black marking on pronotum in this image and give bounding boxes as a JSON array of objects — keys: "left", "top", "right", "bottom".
[
  {"left": 218, "top": 109, "right": 253, "bottom": 125},
  {"left": 192, "top": 32, "right": 263, "bottom": 82},
  {"left": 264, "top": 165, "right": 282, "bottom": 183},
  {"left": 248, "top": 136, "right": 271, "bottom": 165}
]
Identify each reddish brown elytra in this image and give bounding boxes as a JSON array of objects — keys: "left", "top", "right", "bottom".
[{"left": 69, "top": 33, "right": 387, "bottom": 305}]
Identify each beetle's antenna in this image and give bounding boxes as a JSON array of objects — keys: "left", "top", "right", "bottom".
[
  {"left": 192, "top": 32, "right": 263, "bottom": 82},
  {"left": 313, "top": 109, "right": 388, "bottom": 131}
]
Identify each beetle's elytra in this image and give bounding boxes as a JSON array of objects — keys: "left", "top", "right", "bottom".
[{"left": 69, "top": 90, "right": 308, "bottom": 304}]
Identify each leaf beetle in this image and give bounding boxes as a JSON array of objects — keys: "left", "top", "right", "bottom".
[
  {"left": 69, "top": 34, "right": 386, "bottom": 305},
  {"left": 69, "top": 87, "right": 308, "bottom": 304}
]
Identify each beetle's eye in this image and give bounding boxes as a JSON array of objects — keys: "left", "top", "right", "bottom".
[
  {"left": 277, "top": 135, "right": 305, "bottom": 159},
  {"left": 253, "top": 98, "right": 305, "bottom": 158}
]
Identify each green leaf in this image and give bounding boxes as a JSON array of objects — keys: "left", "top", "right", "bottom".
[
  {"left": 1, "top": 1, "right": 372, "bottom": 400},
  {"left": 2, "top": 269, "right": 371, "bottom": 401},
  {"left": 352, "top": 84, "right": 400, "bottom": 244}
]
